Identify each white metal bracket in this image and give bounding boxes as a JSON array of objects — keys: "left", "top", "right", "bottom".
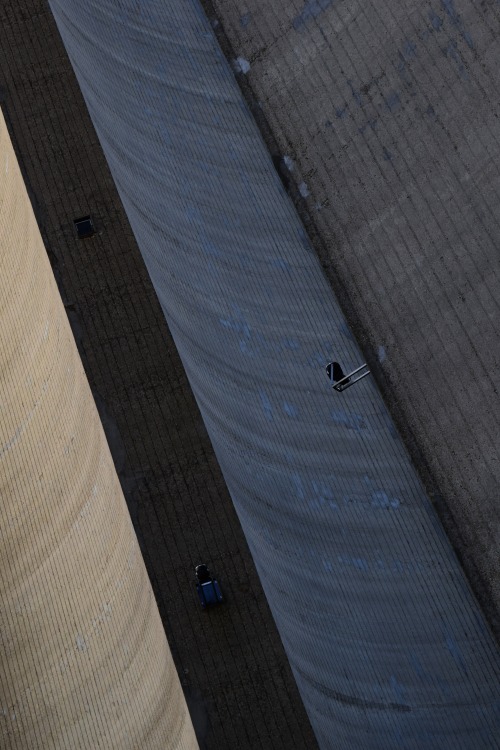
[{"left": 326, "top": 362, "right": 371, "bottom": 392}]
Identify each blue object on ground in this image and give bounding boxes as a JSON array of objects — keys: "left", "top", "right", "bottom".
[{"left": 195, "top": 565, "right": 224, "bottom": 609}]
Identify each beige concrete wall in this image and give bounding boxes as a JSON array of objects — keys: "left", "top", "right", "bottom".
[{"left": 0, "top": 111, "right": 197, "bottom": 750}]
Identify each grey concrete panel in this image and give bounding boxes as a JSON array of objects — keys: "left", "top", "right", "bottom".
[
  {"left": 206, "top": 0, "right": 500, "bottom": 631},
  {"left": 48, "top": 2, "right": 500, "bottom": 748}
]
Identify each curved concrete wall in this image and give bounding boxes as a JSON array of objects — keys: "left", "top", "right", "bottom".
[
  {"left": 48, "top": 2, "right": 500, "bottom": 748},
  {"left": 0, "top": 112, "right": 197, "bottom": 749},
  {"left": 209, "top": 0, "right": 500, "bottom": 623}
]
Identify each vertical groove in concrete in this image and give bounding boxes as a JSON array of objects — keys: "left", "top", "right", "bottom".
[
  {"left": 0, "top": 111, "right": 197, "bottom": 750},
  {"left": 48, "top": 2, "right": 500, "bottom": 748}
]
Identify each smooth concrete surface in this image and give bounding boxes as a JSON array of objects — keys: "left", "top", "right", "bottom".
[
  {"left": 0, "top": 111, "right": 197, "bottom": 750},
  {"left": 48, "top": 2, "right": 500, "bottom": 748},
  {"left": 208, "top": 0, "right": 500, "bottom": 629}
]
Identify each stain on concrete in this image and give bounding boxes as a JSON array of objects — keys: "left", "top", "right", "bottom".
[
  {"left": 429, "top": 9, "right": 444, "bottom": 31},
  {"left": 293, "top": 0, "right": 334, "bottom": 30},
  {"left": 259, "top": 388, "right": 273, "bottom": 421},
  {"left": 331, "top": 409, "right": 366, "bottom": 432},
  {"left": 283, "top": 401, "right": 299, "bottom": 417},
  {"left": 385, "top": 91, "right": 401, "bottom": 112},
  {"left": 444, "top": 39, "right": 469, "bottom": 79},
  {"left": 297, "top": 667, "right": 412, "bottom": 712},
  {"left": 441, "top": 0, "right": 474, "bottom": 48}
]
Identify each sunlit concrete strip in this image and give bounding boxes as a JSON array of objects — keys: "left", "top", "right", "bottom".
[
  {"left": 48, "top": 2, "right": 500, "bottom": 748},
  {"left": 0, "top": 111, "right": 197, "bottom": 750}
]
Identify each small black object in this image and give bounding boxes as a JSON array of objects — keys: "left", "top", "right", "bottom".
[
  {"left": 195, "top": 564, "right": 211, "bottom": 584},
  {"left": 326, "top": 361, "right": 350, "bottom": 384},
  {"left": 74, "top": 215, "right": 95, "bottom": 239}
]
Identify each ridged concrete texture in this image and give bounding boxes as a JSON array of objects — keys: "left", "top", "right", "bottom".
[
  {"left": 0, "top": 2, "right": 319, "bottom": 746},
  {"left": 208, "top": 0, "right": 500, "bottom": 628},
  {"left": 0, "top": 112, "right": 197, "bottom": 750},
  {"left": 48, "top": 2, "right": 500, "bottom": 748}
]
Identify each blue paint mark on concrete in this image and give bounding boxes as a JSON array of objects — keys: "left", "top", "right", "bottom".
[
  {"left": 185, "top": 203, "right": 202, "bottom": 224},
  {"left": 421, "top": 495, "right": 451, "bottom": 544},
  {"left": 238, "top": 254, "right": 254, "bottom": 271},
  {"left": 402, "top": 39, "right": 417, "bottom": 60},
  {"left": 336, "top": 548, "right": 426, "bottom": 575},
  {"left": 240, "top": 12, "right": 251, "bottom": 27},
  {"left": 347, "top": 79, "right": 363, "bottom": 107},
  {"left": 293, "top": 0, "right": 334, "bottom": 30},
  {"left": 383, "top": 146, "right": 393, "bottom": 161},
  {"left": 416, "top": 728, "right": 437, "bottom": 746},
  {"left": 429, "top": 10, "right": 444, "bottom": 31},
  {"left": 337, "top": 554, "right": 369, "bottom": 572},
  {"left": 222, "top": 213, "right": 241, "bottom": 229},
  {"left": 283, "top": 401, "right": 298, "bottom": 418},
  {"left": 473, "top": 609, "right": 490, "bottom": 638},
  {"left": 358, "top": 118, "right": 378, "bottom": 135},
  {"left": 437, "top": 676, "right": 452, "bottom": 699},
  {"left": 409, "top": 653, "right": 428, "bottom": 681},
  {"left": 371, "top": 491, "right": 400, "bottom": 509},
  {"left": 331, "top": 409, "right": 366, "bottom": 432},
  {"left": 335, "top": 107, "right": 347, "bottom": 119},
  {"left": 391, "top": 725, "right": 406, "bottom": 747},
  {"left": 383, "top": 411, "right": 399, "bottom": 439},
  {"left": 259, "top": 389, "right": 273, "bottom": 421},
  {"left": 185, "top": 202, "right": 224, "bottom": 265},
  {"left": 444, "top": 628, "right": 468, "bottom": 674},
  {"left": 214, "top": 41, "right": 225, "bottom": 63},
  {"left": 239, "top": 98, "right": 253, "bottom": 121},
  {"left": 292, "top": 471, "right": 305, "bottom": 499},
  {"left": 157, "top": 122, "right": 172, "bottom": 147},
  {"left": 297, "top": 226, "right": 314, "bottom": 253},
  {"left": 222, "top": 318, "right": 249, "bottom": 349},
  {"left": 396, "top": 56, "right": 412, "bottom": 84},
  {"left": 311, "top": 481, "right": 338, "bottom": 511},
  {"left": 251, "top": 332, "right": 273, "bottom": 355},
  {"left": 282, "top": 337, "right": 300, "bottom": 350},
  {"left": 471, "top": 705, "right": 494, "bottom": 744},
  {"left": 219, "top": 304, "right": 256, "bottom": 354},
  {"left": 390, "top": 675, "right": 405, "bottom": 704},
  {"left": 308, "top": 351, "right": 326, "bottom": 368},
  {"left": 395, "top": 37, "right": 420, "bottom": 83},
  {"left": 391, "top": 559, "right": 404, "bottom": 573},
  {"left": 201, "top": 237, "right": 220, "bottom": 257},
  {"left": 271, "top": 257, "right": 290, "bottom": 271},
  {"left": 441, "top": 0, "right": 474, "bottom": 48},
  {"left": 385, "top": 91, "right": 401, "bottom": 112},
  {"left": 445, "top": 40, "right": 468, "bottom": 81},
  {"left": 339, "top": 321, "right": 354, "bottom": 341},
  {"left": 239, "top": 169, "right": 255, "bottom": 200}
]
